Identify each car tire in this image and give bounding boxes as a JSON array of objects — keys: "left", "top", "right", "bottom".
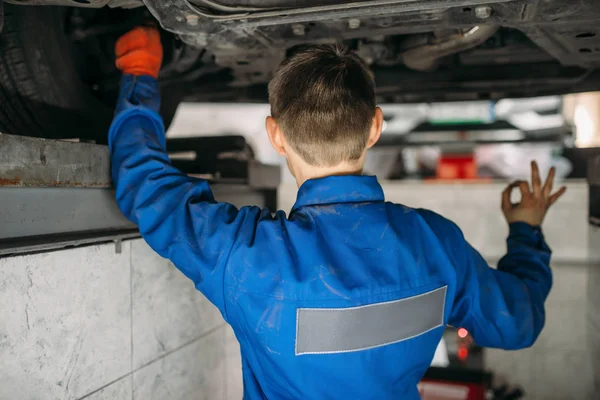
[{"left": 0, "top": 4, "right": 181, "bottom": 142}]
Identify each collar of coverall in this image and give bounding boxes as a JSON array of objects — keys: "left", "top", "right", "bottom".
[{"left": 291, "top": 175, "right": 385, "bottom": 212}]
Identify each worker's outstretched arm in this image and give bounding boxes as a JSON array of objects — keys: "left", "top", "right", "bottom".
[
  {"left": 421, "top": 162, "right": 566, "bottom": 350},
  {"left": 108, "top": 27, "right": 256, "bottom": 313}
]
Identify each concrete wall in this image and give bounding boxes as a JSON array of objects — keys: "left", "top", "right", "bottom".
[{"left": 0, "top": 240, "right": 241, "bottom": 400}]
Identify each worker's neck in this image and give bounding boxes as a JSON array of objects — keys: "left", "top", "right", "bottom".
[{"left": 291, "top": 160, "right": 365, "bottom": 188}]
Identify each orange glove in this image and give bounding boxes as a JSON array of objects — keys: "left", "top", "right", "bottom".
[{"left": 115, "top": 27, "right": 163, "bottom": 79}]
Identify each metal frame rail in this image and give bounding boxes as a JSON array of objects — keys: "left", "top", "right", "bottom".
[{"left": 0, "top": 134, "right": 280, "bottom": 256}]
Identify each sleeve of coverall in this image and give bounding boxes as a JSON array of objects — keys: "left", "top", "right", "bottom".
[
  {"left": 108, "top": 75, "right": 257, "bottom": 313},
  {"left": 419, "top": 210, "right": 552, "bottom": 350}
]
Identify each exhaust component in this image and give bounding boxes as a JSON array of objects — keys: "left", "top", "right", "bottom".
[{"left": 402, "top": 25, "right": 499, "bottom": 71}]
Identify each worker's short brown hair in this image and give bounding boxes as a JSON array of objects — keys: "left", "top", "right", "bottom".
[{"left": 268, "top": 45, "right": 376, "bottom": 167}]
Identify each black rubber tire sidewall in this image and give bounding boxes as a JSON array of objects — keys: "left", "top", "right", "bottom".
[{"left": 0, "top": 4, "right": 181, "bottom": 141}]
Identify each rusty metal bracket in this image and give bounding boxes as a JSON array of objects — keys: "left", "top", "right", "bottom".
[{"left": 0, "top": 134, "right": 111, "bottom": 188}]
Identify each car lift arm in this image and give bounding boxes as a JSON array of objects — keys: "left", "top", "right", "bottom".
[{"left": 0, "top": 134, "right": 279, "bottom": 256}]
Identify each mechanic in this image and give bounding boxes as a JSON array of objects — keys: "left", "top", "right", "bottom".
[{"left": 110, "top": 27, "right": 566, "bottom": 399}]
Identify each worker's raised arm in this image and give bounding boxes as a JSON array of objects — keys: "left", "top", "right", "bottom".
[
  {"left": 420, "top": 162, "right": 566, "bottom": 350},
  {"left": 108, "top": 27, "right": 259, "bottom": 313}
]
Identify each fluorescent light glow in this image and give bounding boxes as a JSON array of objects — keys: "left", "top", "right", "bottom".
[{"left": 574, "top": 104, "right": 595, "bottom": 147}]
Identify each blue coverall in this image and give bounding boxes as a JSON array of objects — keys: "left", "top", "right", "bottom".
[{"left": 109, "top": 75, "right": 553, "bottom": 400}]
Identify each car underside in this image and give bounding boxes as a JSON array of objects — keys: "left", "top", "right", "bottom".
[{"left": 0, "top": 0, "right": 599, "bottom": 139}]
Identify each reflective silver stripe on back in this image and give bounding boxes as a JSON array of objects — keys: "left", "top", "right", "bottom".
[{"left": 295, "top": 285, "right": 447, "bottom": 355}]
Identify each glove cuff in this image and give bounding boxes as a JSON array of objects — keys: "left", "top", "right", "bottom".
[{"left": 116, "top": 51, "right": 161, "bottom": 79}]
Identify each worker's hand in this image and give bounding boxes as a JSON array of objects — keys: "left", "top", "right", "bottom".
[
  {"left": 115, "top": 26, "right": 163, "bottom": 79},
  {"left": 501, "top": 161, "right": 567, "bottom": 227}
]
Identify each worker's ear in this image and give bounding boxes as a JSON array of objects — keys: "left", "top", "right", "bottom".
[
  {"left": 366, "top": 107, "right": 383, "bottom": 149},
  {"left": 266, "top": 116, "right": 287, "bottom": 156}
]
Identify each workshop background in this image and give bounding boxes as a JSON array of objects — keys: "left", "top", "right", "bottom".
[{"left": 1, "top": 94, "right": 599, "bottom": 400}]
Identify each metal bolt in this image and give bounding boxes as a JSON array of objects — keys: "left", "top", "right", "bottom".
[
  {"left": 475, "top": 6, "right": 492, "bottom": 19},
  {"left": 292, "top": 24, "right": 306, "bottom": 36},
  {"left": 348, "top": 19, "right": 361, "bottom": 29},
  {"left": 195, "top": 34, "right": 208, "bottom": 47},
  {"left": 186, "top": 14, "right": 199, "bottom": 26}
]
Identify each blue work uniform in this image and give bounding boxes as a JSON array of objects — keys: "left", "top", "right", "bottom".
[{"left": 109, "top": 75, "right": 553, "bottom": 400}]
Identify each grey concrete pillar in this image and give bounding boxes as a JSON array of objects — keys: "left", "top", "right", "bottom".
[{"left": 587, "top": 154, "right": 600, "bottom": 393}]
